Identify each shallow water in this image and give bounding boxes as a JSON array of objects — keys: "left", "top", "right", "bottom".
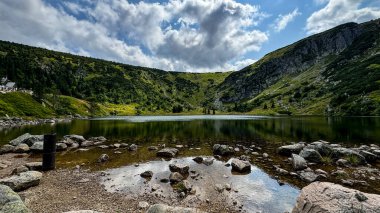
[{"left": 101, "top": 157, "right": 299, "bottom": 213}]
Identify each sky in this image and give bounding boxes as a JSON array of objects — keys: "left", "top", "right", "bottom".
[{"left": 0, "top": 0, "right": 379, "bottom": 72}]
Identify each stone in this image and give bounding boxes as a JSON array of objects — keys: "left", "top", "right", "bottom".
[
  {"left": 9, "top": 133, "right": 31, "bottom": 146},
  {"left": 56, "top": 143, "right": 68, "bottom": 151},
  {"left": 0, "top": 145, "right": 15, "bottom": 154},
  {"left": 0, "top": 184, "right": 31, "bottom": 212},
  {"left": 203, "top": 158, "right": 214, "bottom": 166},
  {"left": 332, "top": 148, "right": 366, "bottom": 165},
  {"left": 263, "top": 153, "right": 269, "bottom": 158},
  {"left": 63, "top": 211, "right": 100, "bottom": 213},
  {"left": 146, "top": 204, "right": 203, "bottom": 213},
  {"left": 315, "top": 169, "right": 328, "bottom": 176},
  {"left": 192, "top": 157, "right": 203, "bottom": 163},
  {"left": 359, "top": 150, "right": 378, "bottom": 162},
  {"left": 231, "top": 158, "right": 251, "bottom": 173},
  {"left": 277, "top": 143, "right": 305, "bottom": 156},
  {"left": 14, "top": 144, "right": 29, "bottom": 153},
  {"left": 80, "top": 141, "right": 95, "bottom": 147},
  {"left": 336, "top": 159, "right": 349, "bottom": 167},
  {"left": 88, "top": 136, "right": 106, "bottom": 143},
  {"left": 275, "top": 167, "right": 289, "bottom": 175},
  {"left": 0, "top": 171, "right": 42, "bottom": 191},
  {"left": 138, "top": 201, "right": 150, "bottom": 209},
  {"left": 213, "top": 144, "right": 234, "bottom": 156},
  {"left": 292, "top": 154, "right": 308, "bottom": 171},
  {"left": 25, "top": 162, "right": 42, "bottom": 171},
  {"left": 63, "top": 135, "right": 86, "bottom": 144},
  {"left": 292, "top": 182, "right": 380, "bottom": 213},
  {"left": 169, "top": 172, "right": 184, "bottom": 183},
  {"left": 299, "top": 149, "right": 322, "bottom": 163},
  {"left": 30, "top": 142, "right": 44, "bottom": 152},
  {"left": 129, "top": 144, "right": 137, "bottom": 151},
  {"left": 148, "top": 146, "right": 158, "bottom": 151},
  {"left": 23, "top": 135, "right": 44, "bottom": 147},
  {"left": 306, "top": 142, "right": 333, "bottom": 156},
  {"left": 182, "top": 180, "right": 192, "bottom": 192},
  {"left": 169, "top": 164, "right": 189, "bottom": 174},
  {"left": 97, "top": 154, "right": 109, "bottom": 163},
  {"left": 98, "top": 145, "right": 109, "bottom": 149},
  {"left": 298, "top": 170, "right": 320, "bottom": 183},
  {"left": 140, "top": 171, "right": 153, "bottom": 178},
  {"left": 113, "top": 144, "right": 121, "bottom": 148},
  {"left": 151, "top": 184, "right": 160, "bottom": 192},
  {"left": 157, "top": 148, "right": 179, "bottom": 158},
  {"left": 11, "top": 166, "right": 29, "bottom": 175}
]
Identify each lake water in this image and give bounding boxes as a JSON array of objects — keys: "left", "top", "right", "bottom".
[{"left": 1, "top": 115, "right": 380, "bottom": 212}]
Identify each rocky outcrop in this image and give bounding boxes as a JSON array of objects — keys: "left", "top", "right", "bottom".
[
  {"left": 292, "top": 182, "right": 380, "bottom": 213},
  {"left": 0, "top": 171, "right": 42, "bottom": 191},
  {"left": 146, "top": 204, "right": 204, "bottom": 213},
  {"left": 0, "top": 184, "right": 31, "bottom": 213}
]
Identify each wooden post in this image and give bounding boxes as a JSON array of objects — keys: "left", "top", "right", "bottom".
[{"left": 43, "top": 134, "right": 56, "bottom": 171}]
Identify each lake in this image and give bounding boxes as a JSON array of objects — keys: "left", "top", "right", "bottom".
[{"left": 1, "top": 115, "right": 380, "bottom": 212}]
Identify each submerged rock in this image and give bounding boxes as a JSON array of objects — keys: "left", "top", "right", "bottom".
[
  {"left": 157, "top": 148, "right": 179, "bottom": 158},
  {"left": 231, "top": 158, "right": 251, "bottom": 173},
  {"left": 0, "top": 184, "right": 31, "bottom": 212},
  {"left": 14, "top": 144, "right": 29, "bottom": 153},
  {"left": 203, "top": 158, "right": 214, "bottom": 166},
  {"left": 0, "top": 171, "right": 42, "bottom": 191},
  {"left": 292, "top": 182, "right": 380, "bottom": 213},
  {"left": 277, "top": 143, "right": 305, "bottom": 156}
]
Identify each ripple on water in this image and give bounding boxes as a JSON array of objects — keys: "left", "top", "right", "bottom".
[{"left": 101, "top": 157, "right": 299, "bottom": 213}]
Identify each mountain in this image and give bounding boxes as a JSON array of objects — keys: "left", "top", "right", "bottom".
[
  {"left": 217, "top": 19, "right": 380, "bottom": 115},
  {"left": 0, "top": 19, "right": 379, "bottom": 117}
]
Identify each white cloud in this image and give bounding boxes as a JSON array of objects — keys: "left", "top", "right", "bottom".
[
  {"left": 306, "top": 0, "right": 380, "bottom": 34},
  {"left": 0, "top": 0, "right": 268, "bottom": 72},
  {"left": 273, "top": 8, "right": 301, "bottom": 32}
]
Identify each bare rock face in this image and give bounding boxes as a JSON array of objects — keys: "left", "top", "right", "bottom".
[{"left": 292, "top": 182, "right": 380, "bottom": 213}]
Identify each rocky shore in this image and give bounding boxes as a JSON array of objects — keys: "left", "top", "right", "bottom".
[
  {"left": 0, "top": 117, "right": 73, "bottom": 128},
  {"left": 0, "top": 132, "right": 379, "bottom": 212}
]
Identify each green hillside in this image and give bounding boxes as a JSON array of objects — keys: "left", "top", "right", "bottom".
[{"left": 0, "top": 19, "right": 379, "bottom": 118}]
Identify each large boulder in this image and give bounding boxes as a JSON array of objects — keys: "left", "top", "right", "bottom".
[
  {"left": 23, "top": 135, "right": 44, "bottom": 147},
  {"left": 0, "top": 184, "right": 31, "bottom": 213},
  {"left": 9, "top": 133, "right": 31, "bottom": 146},
  {"left": 299, "top": 149, "right": 322, "bottom": 163},
  {"left": 156, "top": 148, "right": 179, "bottom": 158},
  {"left": 0, "top": 171, "right": 42, "bottom": 191},
  {"left": 146, "top": 204, "right": 203, "bottom": 213},
  {"left": 277, "top": 143, "right": 305, "bottom": 156},
  {"left": 169, "top": 164, "right": 189, "bottom": 175},
  {"left": 292, "top": 182, "right": 380, "bottom": 213},
  {"left": 30, "top": 142, "right": 44, "bottom": 152},
  {"left": 213, "top": 144, "right": 234, "bottom": 156},
  {"left": 231, "top": 158, "right": 251, "bottom": 173},
  {"left": 292, "top": 154, "right": 308, "bottom": 171}
]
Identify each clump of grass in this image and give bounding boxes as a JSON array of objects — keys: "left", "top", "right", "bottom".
[
  {"left": 321, "top": 156, "right": 333, "bottom": 165},
  {"left": 344, "top": 154, "right": 360, "bottom": 166}
]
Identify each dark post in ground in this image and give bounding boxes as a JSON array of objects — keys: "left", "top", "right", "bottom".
[{"left": 43, "top": 134, "right": 57, "bottom": 171}]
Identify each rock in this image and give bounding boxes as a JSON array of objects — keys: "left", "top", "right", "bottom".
[
  {"left": 138, "top": 201, "right": 150, "bottom": 209},
  {"left": 292, "top": 182, "right": 380, "bottom": 213},
  {"left": 169, "top": 164, "right": 189, "bottom": 174},
  {"left": 192, "top": 157, "right": 203, "bottom": 163},
  {"left": 169, "top": 172, "right": 184, "bottom": 183},
  {"left": 203, "top": 158, "right": 214, "bottom": 166},
  {"left": 336, "top": 159, "right": 349, "bottom": 167},
  {"left": 30, "top": 142, "right": 44, "bottom": 152},
  {"left": 359, "top": 150, "right": 378, "bottom": 162},
  {"left": 119, "top": 143, "right": 129, "bottom": 148},
  {"left": 275, "top": 166, "right": 289, "bottom": 175},
  {"left": 25, "top": 162, "right": 42, "bottom": 171},
  {"left": 157, "top": 148, "right": 179, "bottom": 158},
  {"left": 148, "top": 146, "right": 158, "bottom": 151},
  {"left": 213, "top": 144, "right": 234, "bottom": 156},
  {"left": 63, "top": 135, "right": 86, "bottom": 144},
  {"left": 71, "top": 143, "right": 79, "bottom": 149},
  {"left": 56, "top": 143, "right": 68, "bottom": 151},
  {"left": 11, "top": 166, "right": 29, "bottom": 175},
  {"left": 112, "top": 143, "right": 121, "bottom": 148},
  {"left": 298, "top": 170, "right": 320, "bottom": 183},
  {"left": 9, "top": 133, "right": 31, "bottom": 146},
  {"left": 355, "top": 192, "right": 368, "bottom": 202},
  {"left": 98, "top": 145, "right": 109, "bottom": 149},
  {"left": 215, "top": 184, "right": 224, "bottom": 193},
  {"left": 129, "top": 144, "right": 137, "bottom": 151},
  {"left": 88, "top": 136, "right": 106, "bottom": 143},
  {"left": 315, "top": 169, "right": 328, "bottom": 176},
  {"left": 306, "top": 142, "right": 333, "bottom": 156},
  {"left": 63, "top": 211, "right": 100, "bottom": 213},
  {"left": 277, "top": 143, "right": 305, "bottom": 156},
  {"left": 292, "top": 154, "right": 308, "bottom": 171},
  {"left": 14, "top": 144, "right": 29, "bottom": 153},
  {"left": 146, "top": 204, "right": 203, "bottom": 213},
  {"left": 182, "top": 180, "right": 192, "bottom": 192},
  {"left": 175, "top": 145, "right": 184, "bottom": 149},
  {"left": 332, "top": 148, "right": 366, "bottom": 165},
  {"left": 80, "top": 141, "right": 95, "bottom": 147},
  {"left": 231, "top": 158, "right": 251, "bottom": 173},
  {"left": 0, "top": 184, "right": 31, "bottom": 212},
  {"left": 299, "top": 149, "right": 322, "bottom": 163},
  {"left": 140, "top": 171, "right": 153, "bottom": 178},
  {"left": 372, "top": 150, "right": 380, "bottom": 156},
  {"left": 0, "top": 145, "right": 15, "bottom": 154},
  {"left": 0, "top": 171, "right": 42, "bottom": 191},
  {"left": 23, "top": 135, "right": 44, "bottom": 147},
  {"left": 263, "top": 153, "right": 269, "bottom": 158},
  {"left": 97, "top": 154, "right": 109, "bottom": 163}
]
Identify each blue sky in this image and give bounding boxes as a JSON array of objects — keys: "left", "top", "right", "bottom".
[{"left": 0, "top": 0, "right": 379, "bottom": 72}]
